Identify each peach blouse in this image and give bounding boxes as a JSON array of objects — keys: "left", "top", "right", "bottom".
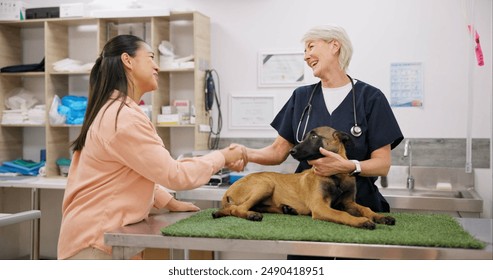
[{"left": 58, "top": 92, "right": 224, "bottom": 259}]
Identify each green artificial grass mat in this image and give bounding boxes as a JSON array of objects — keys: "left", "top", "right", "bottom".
[{"left": 161, "top": 209, "right": 485, "bottom": 249}]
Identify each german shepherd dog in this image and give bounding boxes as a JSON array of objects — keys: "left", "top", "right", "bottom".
[{"left": 212, "top": 126, "right": 395, "bottom": 229}]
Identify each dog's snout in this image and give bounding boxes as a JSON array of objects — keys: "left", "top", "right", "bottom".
[{"left": 289, "top": 148, "right": 297, "bottom": 155}]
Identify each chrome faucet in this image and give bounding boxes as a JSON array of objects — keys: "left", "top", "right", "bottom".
[{"left": 403, "top": 139, "right": 415, "bottom": 190}]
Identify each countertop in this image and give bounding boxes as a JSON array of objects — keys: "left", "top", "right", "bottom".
[
  {"left": 0, "top": 178, "right": 484, "bottom": 216},
  {"left": 0, "top": 176, "right": 67, "bottom": 189}
]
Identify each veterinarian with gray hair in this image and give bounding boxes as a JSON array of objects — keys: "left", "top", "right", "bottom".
[{"left": 241, "top": 24, "right": 403, "bottom": 214}]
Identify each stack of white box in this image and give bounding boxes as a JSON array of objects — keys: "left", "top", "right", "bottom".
[{"left": 157, "top": 100, "right": 192, "bottom": 125}]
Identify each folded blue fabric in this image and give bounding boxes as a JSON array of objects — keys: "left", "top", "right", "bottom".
[
  {"left": 1, "top": 159, "right": 45, "bottom": 175},
  {"left": 59, "top": 95, "right": 87, "bottom": 125}
]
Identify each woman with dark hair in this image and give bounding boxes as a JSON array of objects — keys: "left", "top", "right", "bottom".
[{"left": 58, "top": 35, "right": 246, "bottom": 259}]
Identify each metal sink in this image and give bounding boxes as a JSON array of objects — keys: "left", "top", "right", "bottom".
[
  {"left": 380, "top": 188, "right": 463, "bottom": 198},
  {"left": 376, "top": 166, "right": 483, "bottom": 217},
  {"left": 376, "top": 166, "right": 475, "bottom": 190}
]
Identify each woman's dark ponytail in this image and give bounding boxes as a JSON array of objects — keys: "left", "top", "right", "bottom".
[{"left": 71, "top": 35, "right": 145, "bottom": 152}]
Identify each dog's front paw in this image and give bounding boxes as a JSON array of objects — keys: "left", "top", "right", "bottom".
[
  {"left": 379, "top": 216, "right": 396, "bottom": 225},
  {"left": 211, "top": 211, "right": 221, "bottom": 219},
  {"left": 247, "top": 212, "right": 263, "bottom": 221},
  {"left": 372, "top": 215, "right": 396, "bottom": 225},
  {"left": 360, "top": 220, "right": 376, "bottom": 230}
]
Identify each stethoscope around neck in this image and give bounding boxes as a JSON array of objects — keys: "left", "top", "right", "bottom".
[{"left": 295, "top": 74, "right": 362, "bottom": 143}]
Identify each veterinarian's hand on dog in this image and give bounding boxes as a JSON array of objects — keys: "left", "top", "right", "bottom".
[
  {"left": 221, "top": 144, "right": 248, "bottom": 171},
  {"left": 165, "top": 198, "right": 200, "bottom": 212},
  {"left": 309, "top": 147, "right": 355, "bottom": 176}
]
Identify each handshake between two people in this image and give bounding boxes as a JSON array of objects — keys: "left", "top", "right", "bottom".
[
  {"left": 220, "top": 144, "right": 248, "bottom": 172},
  {"left": 166, "top": 143, "right": 248, "bottom": 213}
]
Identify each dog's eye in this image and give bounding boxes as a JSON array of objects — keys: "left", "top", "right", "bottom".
[{"left": 311, "top": 134, "right": 318, "bottom": 139}]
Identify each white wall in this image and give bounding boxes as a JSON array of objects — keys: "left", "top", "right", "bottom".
[
  {"left": 26, "top": 0, "right": 492, "bottom": 218},
  {"left": 28, "top": 0, "right": 492, "bottom": 138}
]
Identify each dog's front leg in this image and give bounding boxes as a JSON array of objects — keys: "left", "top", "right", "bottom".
[
  {"left": 344, "top": 201, "right": 395, "bottom": 225},
  {"left": 212, "top": 204, "right": 263, "bottom": 221},
  {"left": 311, "top": 204, "right": 376, "bottom": 229}
]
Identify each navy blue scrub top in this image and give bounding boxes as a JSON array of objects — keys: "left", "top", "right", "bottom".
[{"left": 271, "top": 80, "right": 404, "bottom": 212}]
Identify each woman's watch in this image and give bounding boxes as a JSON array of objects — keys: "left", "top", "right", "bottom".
[{"left": 350, "top": 160, "right": 361, "bottom": 176}]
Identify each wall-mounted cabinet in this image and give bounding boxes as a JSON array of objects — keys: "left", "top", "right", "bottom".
[{"left": 0, "top": 12, "right": 210, "bottom": 177}]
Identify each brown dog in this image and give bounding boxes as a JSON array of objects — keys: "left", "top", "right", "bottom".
[{"left": 212, "top": 126, "right": 395, "bottom": 229}]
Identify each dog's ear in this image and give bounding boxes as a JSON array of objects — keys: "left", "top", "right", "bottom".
[{"left": 333, "top": 131, "right": 353, "bottom": 147}]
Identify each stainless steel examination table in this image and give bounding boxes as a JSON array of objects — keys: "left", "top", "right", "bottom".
[{"left": 104, "top": 212, "right": 493, "bottom": 260}]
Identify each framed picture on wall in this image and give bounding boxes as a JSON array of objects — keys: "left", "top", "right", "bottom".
[
  {"left": 229, "top": 94, "right": 275, "bottom": 129},
  {"left": 258, "top": 50, "right": 305, "bottom": 87}
]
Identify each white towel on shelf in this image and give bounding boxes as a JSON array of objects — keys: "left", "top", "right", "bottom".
[
  {"left": 27, "top": 106, "right": 46, "bottom": 125},
  {"left": 2, "top": 106, "right": 46, "bottom": 125},
  {"left": 53, "top": 58, "right": 95, "bottom": 72},
  {"left": 2, "top": 110, "right": 25, "bottom": 124}
]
